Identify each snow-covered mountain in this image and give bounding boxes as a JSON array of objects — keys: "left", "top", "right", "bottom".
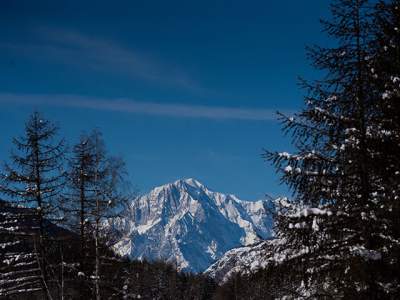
[
  {"left": 107, "top": 178, "right": 274, "bottom": 273},
  {"left": 204, "top": 239, "right": 276, "bottom": 282}
]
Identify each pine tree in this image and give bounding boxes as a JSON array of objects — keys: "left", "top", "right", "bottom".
[
  {"left": 0, "top": 111, "right": 66, "bottom": 298},
  {"left": 264, "top": 0, "right": 400, "bottom": 297}
]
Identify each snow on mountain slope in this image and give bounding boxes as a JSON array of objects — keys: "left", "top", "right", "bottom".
[
  {"left": 107, "top": 178, "right": 274, "bottom": 273},
  {"left": 204, "top": 239, "right": 276, "bottom": 283}
]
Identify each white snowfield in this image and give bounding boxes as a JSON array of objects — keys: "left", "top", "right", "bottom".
[
  {"left": 106, "top": 178, "right": 274, "bottom": 273},
  {"left": 204, "top": 239, "right": 276, "bottom": 283}
]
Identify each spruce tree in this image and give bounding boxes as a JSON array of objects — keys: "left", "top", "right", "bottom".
[
  {"left": 366, "top": 0, "right": 400, "bottom": 295},
  {"left": 264, "top": 0, "right": 399, "bottom": 297}
]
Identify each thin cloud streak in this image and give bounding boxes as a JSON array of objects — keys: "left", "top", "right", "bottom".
[
  {"left": 1, "top": 28, "right": 203, "bottom": 92},
  {"left": 0, "top": 93, "right": 288, "bottom": 121}
]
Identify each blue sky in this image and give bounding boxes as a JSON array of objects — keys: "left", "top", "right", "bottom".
[{"left": 0, "top": 0, "right": 331, "bottom": 200}]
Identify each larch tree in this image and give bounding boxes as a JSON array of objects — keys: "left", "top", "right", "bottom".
[
  {"left": 65, "top": 129, "right": 129, "bottom": 299},
  {"left": 0, "top": 111, "right": 66, "bottom": 299},
  {"left": 65, "top": 134, "right": 96, "bottom": 273},
  {"left": 90, "top": 129, "right": 129, "bottom": 299},
  {"left": 61, "top": 133, "right": 98, "bottom": 297}
]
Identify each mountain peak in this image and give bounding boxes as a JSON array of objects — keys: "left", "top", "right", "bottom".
[
  {"left": 149, "top": 178, "right": 206, "bottom": 200},
  {"left": 109, "top": 179, "right": 274, "bottom": 273},
  {"left": 174, "top": 178, "right": 204, "bottom": 189}
]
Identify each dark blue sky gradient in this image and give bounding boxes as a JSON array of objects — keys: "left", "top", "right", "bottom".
[{"left": 0, "top": 1, "right": 332, "bottom": 199}]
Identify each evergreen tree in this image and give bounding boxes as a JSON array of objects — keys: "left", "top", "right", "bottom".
[
  {"left": 265, "top": 0, "right": 400, "bottom": 297},
  {"left": 366, "top": 0, "right": 400, "bottom": 295}
]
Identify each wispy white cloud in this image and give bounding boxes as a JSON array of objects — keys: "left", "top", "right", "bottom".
[
  {"left": 0, "top": 93, "right": 286, "bottom": 122},
  {"left": 1, "top": 28, "right": 202, "bottom": 92}
]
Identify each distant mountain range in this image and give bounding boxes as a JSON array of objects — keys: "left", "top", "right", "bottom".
[{"left": 107, "top": 178, "right": 274, "bottom": 273}]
